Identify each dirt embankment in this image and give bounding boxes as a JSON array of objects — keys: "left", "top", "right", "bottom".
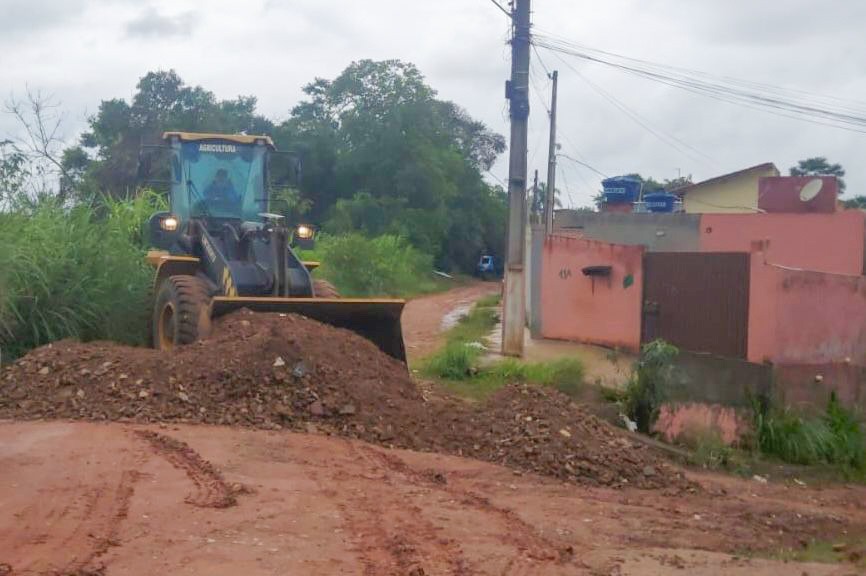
[{"left": 0, "top": 310, "right": 683, "bottom": 490}]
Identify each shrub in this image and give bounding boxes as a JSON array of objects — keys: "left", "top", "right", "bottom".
[
  {"left": 753, "top": 392, "right": 866, "bottom": 472},
  {"left": 0, "top": 192, "right": 163, "bottom": 361},
  {"left": 623, "top": 339, "right": 679, "bottom": 434},
  {"left": 313, "top": 233, "right": 435, "bottom": 297}
]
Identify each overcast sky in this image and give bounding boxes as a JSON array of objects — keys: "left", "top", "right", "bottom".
[{"left": 2, "top": 0, "right": 865, "bottom": 207}]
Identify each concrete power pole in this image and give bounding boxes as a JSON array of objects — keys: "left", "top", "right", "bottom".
[
  {"left": 501, "top": 0, "right": 531, "bottom": 357},
  {"left": 544, "top": 70, "right": 559, "bottom": 235},
  {"left": 531, "top": 169, "right": 539, "bottom": 222}
]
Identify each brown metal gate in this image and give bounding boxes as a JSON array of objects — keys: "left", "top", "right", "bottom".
[{"left": 642, "top": 252, "right": 750, "bottom": 358}]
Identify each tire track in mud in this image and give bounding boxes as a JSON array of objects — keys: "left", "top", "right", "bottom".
[
  {"left": 10, "top": 467, "right": 142, "bottom": 576},
  {"left": 134, "top": 430, "right": 239, "bottom": 509},
  {"left": 58, "top": 469, "right": 141, "bottom": 576},
  {"left": 337, "top": 442, "right": 474, "bottom": 576},
  {"left": 355, "top": 445, "right": 582, "bottom": 575}
]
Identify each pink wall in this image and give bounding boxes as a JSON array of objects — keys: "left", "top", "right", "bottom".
[
  {"left": 540, "top": 235, "right": 644, "bottom": 350},
  {"left": 748, "top": 256, "right": 866, "bottom": 365},
  {"left": 701, "top": 211, "right": 865, "bottom": 275}
]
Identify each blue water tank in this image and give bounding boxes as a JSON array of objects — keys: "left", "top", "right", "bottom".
[
  {"left": 602, "top": 176, "right": 641, "bottom": 204},
  {"left": 644, "top": 192, "right": 676, "bottom": 213}
]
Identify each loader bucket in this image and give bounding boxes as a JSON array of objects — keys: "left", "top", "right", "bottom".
[{"left": 211, "top": 297, "right": 407, "bottom": 363}]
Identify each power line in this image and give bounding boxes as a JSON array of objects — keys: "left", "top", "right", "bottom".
[
  {"left": 485, "top": 0, "right": 512, "bottom": 18},
  {"left": 556, "top": 162, "right": 575, "bottom": 209},
  {"left": 486, "top": 170, "right": 508, "bottom": 188},
  {"left": 557, "top": 153, "right": 609, "bottom": 179},
  {"left": 533, "top": 34, "right": 866, "bottom": 133},
  {"left": 544, "top": 47, "right": 714, "bottom": 165},
  {"left": 532, "top": 43, "right": 552, "bottom": 77},
  {"left": 534, "top": 28, "right": 866, "bottom": 114}
]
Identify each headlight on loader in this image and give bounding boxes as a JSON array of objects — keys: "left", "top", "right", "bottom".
[
  {"left": 160, "top": 216, "right": 179, "bottom": 232},
  {"left": 296, "top": 224, "right": 314, "bottom": 240}
]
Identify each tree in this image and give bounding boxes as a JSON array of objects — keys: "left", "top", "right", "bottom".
[
  {"left": 276, "top": 59, "right": 507, "bottom": 272},
  {"left": 530, "top": 181, "right": 562, "bottom": 219},
  {"left": 790, "top": 157, "right": 846, "bottom": 193},
  {"left": 4, "top": 90, "right": 75, "bottom": 202},
  {"left": 842, "top": 196, "right": 866, "bottom": 210},
  {"left": 0, "top": 140, "right": 30, "bottom": 209},
  {"left": 78, "top": 70, "right": 274, "bottom": 198}
]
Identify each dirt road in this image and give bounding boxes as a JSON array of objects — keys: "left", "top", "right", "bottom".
[
  {"left": 2, "top": 284, "right": 866, "bottom": 575},
  {"left": 2, "top": 420, "right": 865, "bottom": 576},
  {"left": 402, "top": 280, "right": 499, "bottom": 363}
]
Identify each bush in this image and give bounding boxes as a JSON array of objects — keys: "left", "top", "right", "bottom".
[
  {"left": 623, "top": 340, "right": 679, "bottom": 434},
  {"left": 312, "top": 233, "right": 435, "bottom": 297},
  {"left": 0, "top": 193, "right": 163, "bottom": 361},
  {"left": 754, "top": 392, "right": 866, "bottom": 472}
]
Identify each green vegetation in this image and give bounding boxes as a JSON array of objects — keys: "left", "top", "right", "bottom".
[
  {"left": 753, "top": 392, "right": 866, "bottom": 475},
  {"left": 303, "top": 233, "right": 437, "bottom": 297},
  {"left": 62, "top": 62, "right": 507, "bottom": 274},
  {"left": 484, "top": 357, "right": 585, "bottom": 398},
  {"left": 622, "top": 340, "right": 679, "bottom": 434},
  {"left": 790, "top": 156, "right": 846, "bottom": 193},
  {"left": 0, "top": 193, "right": 163, "bottom": 361},
  {"left": 1, "top": 60, "right": 508, "bottom": 359},
  {"left": 421, "top": 294, "right": 585, "bottom": 400},
  {"left": 426, "top": 342, "right": 484, "bottom": 382},
  {"left": 680, "top": 428, "right": 742, "bottom": 472},
  {"left": 761, "top": 538, "right": 866, "bottom": 569}
]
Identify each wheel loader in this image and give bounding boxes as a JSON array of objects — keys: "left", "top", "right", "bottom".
[{"left": 144, "top": 131, "right": 406, "bottom": 362}]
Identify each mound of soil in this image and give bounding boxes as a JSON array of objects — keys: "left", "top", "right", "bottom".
[{"left": 0, "top": 311, "right": 684, "bottom": 489}]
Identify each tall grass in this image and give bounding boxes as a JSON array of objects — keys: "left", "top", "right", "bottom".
[
  {"left": 0, "top": 192, "right": 163, "bottom": 361},
  {"left": 754, "top": 392, "right": 866, "bottom": 473}
]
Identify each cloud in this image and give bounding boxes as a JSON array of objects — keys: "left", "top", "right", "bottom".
[
  {"left": 126, "top": 7, "right": 195, "bottom": 39},
  {"left": 0, "top": 0, "right": 86, "bottom": 38}
]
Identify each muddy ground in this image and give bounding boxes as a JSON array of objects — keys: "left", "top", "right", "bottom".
[
  {"left": 1, "top": 282, "right": 865, "bottom": 575},
  {"left": 2, "top": 421, "right": 865, "bottom": 575}
]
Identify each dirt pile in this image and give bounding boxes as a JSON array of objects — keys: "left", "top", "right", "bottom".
[{"left": 0, "top": 311, "right": 684, "bottom": 489}]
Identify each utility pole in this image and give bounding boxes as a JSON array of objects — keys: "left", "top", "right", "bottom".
[
  {"left": 531, "top": 169, "right": 539, "bottom": 222},
  {"left": 544, "top": 70, "right": 559, "bottom": 235},
  {"left": 501, "top": 0, "right": 531, "bottom": 357}
]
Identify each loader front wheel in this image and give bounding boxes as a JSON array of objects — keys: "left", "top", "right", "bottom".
[
  {"left": 153, "top": 275, "right": 212, "bottom": 351},
  {"left": 313, "top": 279, "right": 340, "bottom": 299}
]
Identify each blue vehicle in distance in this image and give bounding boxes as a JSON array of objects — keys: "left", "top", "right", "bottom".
[{"left": 475, "top": 254, "right": 499, "bottom": 280}]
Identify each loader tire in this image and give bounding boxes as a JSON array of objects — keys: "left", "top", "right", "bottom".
[
  {"left": 313, "top": 279, "right": 340, "bottom": 299},
  {"left": 153, "top": 275, "right": 212, "bottom": 351}
]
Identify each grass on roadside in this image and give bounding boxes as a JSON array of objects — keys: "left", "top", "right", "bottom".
[
  {"left": 752, "top": 392, "right": 866, "bottom": 479},
  {"left": 421, "top": 293, "right": 585, "bottom": 400},
  {"left": 758, "top": 538, "right": 866, "bottom": 569}
]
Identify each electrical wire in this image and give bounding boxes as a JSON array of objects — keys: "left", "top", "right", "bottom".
[
  {"left": 532, "top": 43, "right": 553, "bottom": 77},
  {"left": 534, "top": 28, "right": 866, "bottom": 114},
  {"left": 485, "top": 0, "right": 512, "bottom": 19},
  {"left": 533, "top": 33, "right": 866, "bottom": 133},
  {"left": 557, "top": 153, "right": 609, "bottom": 179},
  {"left": 544, "top": 48, "right": 715, "bottom": 165},
  {"left": 486, "top": 170, "right": 508, "bottom": 189}
]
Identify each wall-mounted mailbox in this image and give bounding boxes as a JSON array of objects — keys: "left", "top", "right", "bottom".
[{"left": 582, "top": 265, "right": 612, "bottom": 277}]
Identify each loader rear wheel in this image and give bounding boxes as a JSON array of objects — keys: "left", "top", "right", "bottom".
[
  {"left": 153, "top": 275, "right": 212, "bottom": 351},
  {"left": 313, "top": 279, "right": 340, "bottom": 299}
]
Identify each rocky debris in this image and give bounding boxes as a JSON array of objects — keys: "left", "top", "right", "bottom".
[{"left": 0, "top": 311, "right": 686, "bottom": 490}]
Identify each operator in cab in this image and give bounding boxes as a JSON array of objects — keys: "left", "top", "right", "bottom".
[{"left": 204, "top": 168, "right": 240, "bottom": 208}]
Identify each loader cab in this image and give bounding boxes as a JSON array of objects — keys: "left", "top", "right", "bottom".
[{"left": 148, "top": 132, "right": 301, "bottom": 250}]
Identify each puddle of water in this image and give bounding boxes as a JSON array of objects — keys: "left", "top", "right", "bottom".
[{"left": 440, "top": 303, "right": 473, "bottom": 331}]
